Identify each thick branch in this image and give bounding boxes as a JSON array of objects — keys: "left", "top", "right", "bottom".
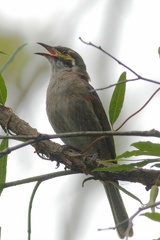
[{"left": 0, "top": 105, "right": 160, "bottom": 189}]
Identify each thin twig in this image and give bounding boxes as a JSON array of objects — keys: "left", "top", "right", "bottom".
[
  {"left": 98, "top": 201, "right": 160, "bottom": 240},
  {"left": 1, "top": 129, "right": 160, "bottom": 157},
  {"left": 116, "top": 87, "right": 160, "bottom": 131},
  {"left": 0, "top": 139, "right": 36, "bottom": 157},
  {"left": 79, "top": 37, "right": 160, "bottom": 87},
  {"left": 0, "top": 170, "right": 77, "bottom": 188},
  {"left": 90, "top": 78, "right": 140, "bottom": 92},
  {"left": 28, "top": 181, "right": 41, "bottom": 240},
  {"left": 0, "top": 129, "right": 160, "bottom": 141}
]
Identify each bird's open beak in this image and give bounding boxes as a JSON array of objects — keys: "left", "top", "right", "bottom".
[
  {"left": 35, "top": 42, "right": 59, "bottom": 57},
  {"left": 36, "top": 42, "right": 74, "bottom": 63}
]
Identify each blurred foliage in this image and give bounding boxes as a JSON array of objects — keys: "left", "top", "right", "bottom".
[
  {"left": 0, "top": 35, "right": 29, "bottom": 84},
  {"left": 0, "top": 73, "right": 7, "bottom": 105},
  {"left": 0, "top": 139, "right": 8, "bottom": 195}
]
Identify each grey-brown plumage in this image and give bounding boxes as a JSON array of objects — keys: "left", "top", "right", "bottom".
[{"left": 36, "top": 43, "right": 133, "bottom": 238}]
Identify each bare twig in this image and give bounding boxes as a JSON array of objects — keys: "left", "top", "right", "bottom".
[
  {"left": 28, "top": 181, "right": 41, "bottom": 240},
  {"left": 0, "top": 129, "right": 160, "bottom": 157},
  {"left": 79, "top": 38, "right": 160, "bottom": 87},
  {"left": 0, "top": 170, "right": 76, "bottom": 188},
  {"left": 98, "top": 201, "right": 160, "bottom": 240},
  {"left": 116, "top": 87, "right": 160, "bottom": 131}
]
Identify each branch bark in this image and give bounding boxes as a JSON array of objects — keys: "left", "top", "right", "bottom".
[{"left": 0, "top": 105, "right": 160, "bottom": 189}]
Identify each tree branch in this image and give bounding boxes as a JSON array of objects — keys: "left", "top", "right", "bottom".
[{"left": 0, "top": 105, "right": 160, "bottom": 189}]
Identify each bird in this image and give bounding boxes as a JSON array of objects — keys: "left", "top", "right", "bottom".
[{"left": 36, "top": 43, "right": 133, "bottom": 238}]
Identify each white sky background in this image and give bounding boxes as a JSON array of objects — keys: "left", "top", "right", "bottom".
[{"left": 0, "top": 0, "right": 160, "bottom": 240}]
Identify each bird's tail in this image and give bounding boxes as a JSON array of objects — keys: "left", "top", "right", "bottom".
[{"left": 103, "top": 181, "right": 133, "bottom": 239}]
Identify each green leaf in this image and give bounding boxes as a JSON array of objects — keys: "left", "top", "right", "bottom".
[
  {"left": 94, "top": 163, "right": 134, "bottom": 172},
  {"left": 141, "top": 212, "right": 160, "bottom": 222},
  {"left": 93, "top": 158, "right": 160, "bottom": 173},
  {"left": 146, "top": 185, "right": 159, "bottom": 212},
  {"left": 109, "top": 72, "right": 126, "bottom": 125},
  {"left": 116, "top": 141, "right": 160, "bottom": 159},
  {"left": 111, "top": 181, "right": 143, "bottom": 204},
  {"left": 132, "top": 141, "right": 160, "bottom": 157},
  {"left": 116, "top": 149, "right": 146, "bottom": 159},
  {"left": 0, "top": 43, "right": 27, "bottom": 73},
  {"left": 153, "top": 164, "right": 160, "bottom": 168},
  {"left": 0, "top": 73, "right": 7, "bottom": 105},
  {"left": 0, "top": 139, "right": 8, "bottom": 195}
]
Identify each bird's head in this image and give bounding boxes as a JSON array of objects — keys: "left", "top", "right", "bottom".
[{"left": 36, "top": 43, "right": 87, "bottom": 72}]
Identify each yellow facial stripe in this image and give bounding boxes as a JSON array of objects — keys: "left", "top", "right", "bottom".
[{"left": 57, "top": 51, "right": 74, "bottom": 62}]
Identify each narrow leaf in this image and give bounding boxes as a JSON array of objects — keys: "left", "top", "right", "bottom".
[
  {"left": 109, "top": 72, "right": 126, "bottom": 125},
  {"left": 146, "top": 185, "right": 159, "bottom": 212},
  {"left": 0, "top": 73, "right": 7, "bottom": 105},
  {"left": 94, "top": 164, "right": 134, "bottom": 172},
  {"left": 141, "top": 212, "right": 160, "bottom": 222},
  {"left": 131, "top": 141, "right": 160, "bottom": 157},
  {"left": 116, "top": 149, "right": 146, "bottom": 159},
  {"left": 0, "top": 139, "right": 8, "bottom": 195},
  {"left": 0, "top": 43, "right": 27, "bottom": 73},
  {"left": 93, "top": 159, "right": 160, "bottom": 172},
  {"left": 116, "top": 141, "right": 160, "bottom": 159},
  {"left": 153, "top": 164, "right": 160, "bottom": 168},
  {"left": 111, "top": 181, "right": 143, "bottom": 204}
]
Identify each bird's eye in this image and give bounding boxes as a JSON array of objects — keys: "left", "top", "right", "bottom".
[{"left": 61, "top": 49, "right": 68, "bottom": 55}]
